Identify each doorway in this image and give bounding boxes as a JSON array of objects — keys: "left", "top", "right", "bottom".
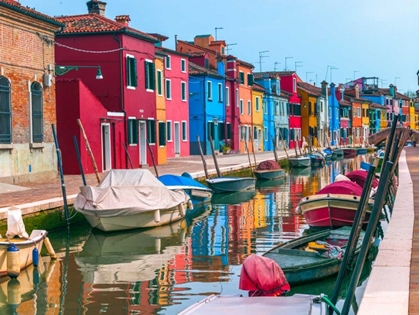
[
  {"left": 174, "top": 122, "right": 180, "bottom": 156},
  {"left": 101, "top": 123, "right": 111, "bottom": 171},
  {"left": 139, "top": 121, "right": 147, "bottom": 166}
]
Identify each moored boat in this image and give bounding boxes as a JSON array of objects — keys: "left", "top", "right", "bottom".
[
  {"left": 205, "top": 177, "right": 256, "bottom": 194},
  {"left": 211, "top": 190, "right": 256, "bottom": 205},
  {"left": 342, "top": 148, "right": 357, "bottom": 158},
  {"left": 331, "top": 148, "right": 343, "bottom": 159},
  {"left": 74, "top": 169, "right": 192, "bottom": 232},
  {"left": 158, "top": 173, "right": 213, "bottom": 207},
  {"left": 296, "top": 181, "right": 373, "bottom": 228},
  {"left": 345, "top": 169, "right": 379, "bottom": 190},
  {"left": 253, "top": 160, "right": 285, "bottom": 180},
  {"left": 309, "top": 152, "right": 325, "bottom": 166},
  {"left": 263, "top": 227, "right": 365, "bottom": 285},
  {"left": 366, "top": 146, "right": 376, "bottom": 153},
  {"left": 289, "top": 156, "right": 311, "bottom": 168}
]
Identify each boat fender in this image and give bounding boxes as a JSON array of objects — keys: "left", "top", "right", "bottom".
[
  {"left": 178, "top": 203, "right": 187, "bottom": 217},
  {"left": 32, "top": 247, "right": 39, "bottom": 267},
  {"left": 188, "top": 200, "right": 193, "bottom": 210},
  {"left": 154, "top": 210, "right": 161, "bottom": 223},
  {"left": 7, "top": 278, "right": 21, "bottom": 308},
  {"left": 7, "top": 243, "right": 20, "bottom": 279}
]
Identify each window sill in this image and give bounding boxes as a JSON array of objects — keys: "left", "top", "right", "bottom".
[
  {"left": 182, "top": 99, "right": 187, "bottom": 102},
  {"left": 0, "top": 144, "right": 14, "bottom": 152},
  {"left": 127, "top": 86, "right": 136, "bottom": 90},
  {"left": 129, "top": 144, "right": 138, "bottom": 147},
  {"left": 30, "top": 142, "right": 45, "bottom": 149},
  {"left": 146, "top": 89, "right": 154, "bottom": 93}
]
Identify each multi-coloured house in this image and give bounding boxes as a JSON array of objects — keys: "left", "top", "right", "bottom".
[{"left": 55, "top": 1, "right": 162, "bottom": 174}]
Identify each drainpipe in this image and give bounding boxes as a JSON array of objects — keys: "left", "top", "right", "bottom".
[{"left": 113, "top": 32, "right": 128, "bottom": 169}]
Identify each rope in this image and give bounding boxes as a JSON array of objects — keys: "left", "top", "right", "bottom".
[
  {"left": 55, "top": 42, "right": 124, "bottom": 54},
  {"left": 321, "top": 294, "right": 341, "bottom": 314}
]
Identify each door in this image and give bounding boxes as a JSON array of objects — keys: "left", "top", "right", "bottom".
[
  {"left": 139, "top": 121, "right": 147, "bottom": 166},
  {"left": 174, "top": 122, "right": 180, "bottom": 156},
  {"left": 101, "top": 123, "right": 111, "bottom": 171}
]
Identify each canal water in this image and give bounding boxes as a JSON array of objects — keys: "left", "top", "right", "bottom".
[{"left": 1, "top": 154, "right": 382, "bottom": 315}]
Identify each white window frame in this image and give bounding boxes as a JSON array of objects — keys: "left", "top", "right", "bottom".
[
  {"left": 226, "top": 86, "right": 230, "bottom": 106},
  {"left": 293, "top": 77, "right": 297, "bottom": 92},
  {"left": 126, "top": 54, "right": 136, "bottom": 90},
  {"left": 264, "top": 127, "right": 268, "bottom": 141},
  {"left": 145, "top": 59, "right": 154, "bottom": 93},
  {"left": 182, "top": 121, "right": 187, "bottom": 141},
  {"left": 181, "top": 59, "right": 186, "bottom": 73},
  {"left": 218, "top": 83, "right": 223, "bottom": 102},
  {"left": 166, "top": 120, "right": 172, "bottom": 141},
  {"left": 165, "top": 55, "right": 171, "bottom": 70},
  {"left": 236, "top": 88, "right": 239, "bottom": 107},
  {"left": 240, "top": 99, "right": 244, "bottom": 115},
  {"left": 165, "top": 79, "right": 172, "bottom": 100},
  {"left": 247, "top": 100, "right": 251, "bottom": 115},
  {"left": 207, "top": 81, "right": 212, "bottom": 100},
  {"left": 256, "top": 97, "right": 260, "bottom": 112},
  {"left": 181, "top": 81, "right": 187, "bottom": 101}
]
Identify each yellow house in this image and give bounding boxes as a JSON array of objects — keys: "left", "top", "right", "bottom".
[
  {"left": 361, "top": 101, "right": 370, "bottom": 144},
  {"left": 297, "top": 82, "right": 320, "bottom": 147},
  {"left": 155, "top": 51, "right": 167, "bottom": 165},
  {"left": 380, "top": 109, "right": 388, "bottom": 130},
  {"left": 252, "top": 84, "right": 265, "bottom": 152},
  {"left": 409, "top": 99, "right": 416, "bottom": 130}
]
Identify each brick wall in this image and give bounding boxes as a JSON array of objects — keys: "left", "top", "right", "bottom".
[{"left": 0, "top": 7, "right": 61, "bottom": 183}]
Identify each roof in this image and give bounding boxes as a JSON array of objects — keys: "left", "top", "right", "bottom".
[
  {"left": 189, "top": 62, "right": 223, "bottom": 78},
  {"left": 178, "top": 39, "right": 221, "bottom": 57},
  {"left": 187, "top": 51, "right": 207, "bottom": 57},
  {"left": 297, "top": 82, "right": 322, "bottom": 97},
  {"left": 156, "top": 47, "right": 190, "bottom": 58},
  {"left": 395, "top": 91, "right": 411, "bottom": 100},
  {"left": 210, "top": 40, "right": 226, "bottom": 46},
  {"left": 195, "top": 34, "right": 212, "bottom": 38},
  {"left": 252, "top": 83, "right": 265, "bottom": 92},
  {"left": 237, "top": 59, "right": 254, "bottom": 69},
  {"left": 0, "top": 0, "right": 62, "bottom": 26},
  {"left": 253, "top": 72, "right": 279, "bottom": 80},
  {"left": 338, "top": 98, "right": 352, "bottom": 106},
  {"left": 370, "top": 102, "right": 388, "bottom": 110},
  {"left": 55, "top": 14, "right": 158, "bottom": 43},
  {"left": 148, "top": 33, "right": 169, "bottom": 42}
]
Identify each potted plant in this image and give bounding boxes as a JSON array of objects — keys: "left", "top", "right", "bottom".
[{"left": 222, "top": 140, "right": 231, "bottom": 154}]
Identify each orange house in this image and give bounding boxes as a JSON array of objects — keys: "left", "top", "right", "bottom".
[{"left": 352, "top": 100, "right": 363, "bottom": 145}]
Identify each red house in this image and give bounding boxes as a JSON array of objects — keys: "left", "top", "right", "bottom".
[
  {"left": 279, "top": 72, "right": 302, "bottom": 148},
  {"left": 55, "top": 0, "right": 160, "bottom": 174}
]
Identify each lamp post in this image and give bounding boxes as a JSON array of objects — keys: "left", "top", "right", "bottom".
[
  {"left": 284, "top": 57, "right": 293, "bottom": 71},
  {"left": 215, "top": 27, "right": 223, "bottom": 40},
  {"left": 226, "top": 43, "right": 237, "bottom": 55},
  {"left": 306, "top": 71, "right": 313, "bottom": 82},
  {"left": 353, "top": 70, "right": 359, "bottom": 80},
  {"left": 259, "top": 50, "right": 269, "bottom": 72},
  {"left": 55, "top": 65, "right": 103, "bottom": 79}
]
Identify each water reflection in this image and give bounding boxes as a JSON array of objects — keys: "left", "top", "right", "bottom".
[{"left": 2, "top": 155, "right": 377, "bottom": 314}]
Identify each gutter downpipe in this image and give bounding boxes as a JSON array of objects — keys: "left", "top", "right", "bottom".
[{"left": 113, "top": 32, "right": 128, "bottom": 169}]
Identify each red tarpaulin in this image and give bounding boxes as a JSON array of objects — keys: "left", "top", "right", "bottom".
[
  {"left": 239, "top": 254, "right": 290, "bottom": 297},
  {"left": 317, "top": 181, "right": 363, "bottom": 196},
  {"left": 257, "top": 160, "right": 280, "bottom": 171},
  {"left": 345, "top": 170, "right": 379, "bottom": 189}
]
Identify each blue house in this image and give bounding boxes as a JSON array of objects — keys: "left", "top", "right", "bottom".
[
  {"left": 254, "top": 74, "right": 275, "bottom": 150},
  {"left": 328, "top": 83, "right": 340, "bottom": 145},
  {"left": 189, "top": 61, "right": 226, "bottom": 155}
]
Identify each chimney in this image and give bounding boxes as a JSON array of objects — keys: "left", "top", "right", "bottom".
[
  {"left": 321, "top": 80, "right": 328, "bottom": 98},
  {"left": 115, "top": 15, "right": 130, "bottom": 26},
  {"left": 175, "top": 35, "right": 178, "bottom": 50},
  {"left": 226, "top": 56, "right": 237, "bottom": 79},
  {"left": 87, "top": 0, "right": 107, "bottom": 16},
  {"left": 389, "top": 84, "right": 395, "bottom": 97},
  {"left": 216, "top": 56, "right": 225, "bottom": 76},
  {"left": 355, "top": 84, "right": 360, "bottom": 99},
  {"left": 338, "top": 84, "right": 344, "bottom": 101}
]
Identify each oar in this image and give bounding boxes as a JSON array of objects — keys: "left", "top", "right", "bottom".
[
  {"left": 196, "top": 135, "right": 209, "bottom": 179},
  {"left": 77, "top": 119, "right": 101, "bottom": 184},
  {"left": 146, "top": 140, "right": 159, "bottom": 177},
  {"left": 250, "top": 132, "right": 257, "bottom": 169},
  {"left": 278, "top": 132, "right": 288, "bottom": 159},
  {"left": 272, "top": 137, "right": 279, "bottom": 162},
  {"left": 245, "top": 141, "right": 254, "bottom": 176},
  {"left": 123, "top": 142, "right": 134, "bottom": 169}
]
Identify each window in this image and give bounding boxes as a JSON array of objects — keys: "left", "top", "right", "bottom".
[
  {"left": 264, "top": 127, "right": 268, "bottom": 141},
  {"left": 275, "top": 101, "right": 279, "bottom": 115},
  {"left": 207, "top": 81, "right": 212, "bottom": 100},
  {"left": 165, "top": 79, "right": 171, "bottom": 99},
  {"left": 147, "top": 120, "right": 156, "bottom": 144},
  {"left": 239, "top": 71, "right": 244, "bottom": 84},
  {"left": 240, "top": 99, "right": 244, "bottom": 114},
  {"left": 221, "top": 47, "right": 225, "bottom": 55},
  {"left": 166, "top": 121, "right": 172, "bottom": 141},
  {"left": 182, "top": 121, "right": 187, "bottom": 141},
  {"left": 247, "top": 73, "right": 253, "bottom": 86},
  {"left": 181, "top": 59, "right": 186, "bottom": 72},
  {"left": 256, "top": 97, "right": 260, "bottom": 111},
  {"left": 253, "top": 126, "right": 257, "bottom": 140},
  {"left": 293, "top": 78, "right": 297, "bottom": 92},
  {"left": 145, "top": 60, "right": 155, "bottom": 91},
  {"left": 226, "top": 123, "right": 231, "bottom": 139},
  {"left": 181, "top": 81, "right": 186, "bottom": 101},
  {"left": 264, "top": 100, "right": 267, "bottom": 114},
  {"left": 357, "top": 108, "right": 361, "bottom": 117},
  {"left": 247, "top": 100, "right": 251, "bottom": 115},
  {"left": 205, "top": 58, "right": 209, "bottom": 69},
  {"left": 226, "top": 87, "right": 230, "bottom": 106},
  {"left": 158, "top": 121, "right": 166, "bottom": 146},
  {"left": 218, "top": 83, "right": 223, "bottom": 102},
  {"left": 31, "top": 82, "right": 43, "bottom": 143},
  {"left": 128, "top": 119, "right": 138, "bottom": 144},
  {"left": 0, "top": 76, "right": 12, "bottom": 144},
  {"left": 157, "top": 70, "right": 163, "bottom": 95},
  {"left": 236, "top": 88, "right": 239, "bottom": 107},
  {"left": 126, "top": 55, "right": 137, "bottom": 87},
  {"left": 165, "top": 55, "right": 171, "bottom": 69},
  {"left": 208, "top": 122, "right": 214, "bottom": 139}
]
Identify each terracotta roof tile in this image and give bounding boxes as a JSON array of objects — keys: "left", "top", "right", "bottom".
[
  {"left": 189, "top": 62, "right": 223, "bottom": 78},
  {"left": 297, "top": 82, "right": 322, "bottom": 96},
  {"left": 148, "top": 33, "right": 169, "bottom": 42},
  {"left": 237, "top": 59, "right": 254, "bottom": 69},
  {"left": 210, "top": 40, "right": 226, "bottom": 46},
  {"left": 56, "top": 13, "right": 157, "bottom": 42},
  {"left": 253, "top": 72, "right": 279, "bottom": 80},
  {"left": 252, "top": 83, "right": 265, "bottom": 92},
  {"left": 156, "top": 46, "right": 190, "bottom": 57},
  {"left": 0, "top": 0, "right": 62, "bottom": 26}
]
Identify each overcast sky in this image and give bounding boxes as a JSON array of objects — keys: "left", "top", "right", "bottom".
[{"left": 23, "top": 0, "right": 419, "bottom": 93}]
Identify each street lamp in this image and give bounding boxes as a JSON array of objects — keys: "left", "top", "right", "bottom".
[
  {"left": 306, "top": 71, "right": 313, "bottom": 82},
  {"left": 284, "top": 56, "right": 293, "bottom": 71},
  {"left": 55, "top": 65, "right": 103, "bottom": 79},
  {"left": 259, "top": 50, "right": 269, "bottom": 72},
  {"left": 215, "top": 27, "right": 223, "bottom": 40},
  {"left": 353, "top": 70, "right": 359, "bottom": 80}
]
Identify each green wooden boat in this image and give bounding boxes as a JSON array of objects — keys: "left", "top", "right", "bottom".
[
  {"left": 254, "top": 168, "right": 286, "bottom": 180},
  {"left": 263, "top": 227, "right": 364, "bottom": 286}
]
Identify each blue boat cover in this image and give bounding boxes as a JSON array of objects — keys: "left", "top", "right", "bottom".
[{"left": 158, "top": 174, "right": 209, "bottom": 189}]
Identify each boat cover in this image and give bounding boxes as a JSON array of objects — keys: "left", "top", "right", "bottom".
[
  {"left": 239, "top": 254, "right": 290, "bottom": 296},
  {"left": 346, "top": 170, "right": 379, "bottom": 188},
  {"left": 158, "top": 174, "right": 210, "bottom": 190},
  {"left": 256, "top": 160, "right": 280, "bottom": 171},
  {"left": 316, "top": 181, "right": 363, "bottom": 196},
  {"left": 74, "top": 169, "right": 189, "bottom": 217}
]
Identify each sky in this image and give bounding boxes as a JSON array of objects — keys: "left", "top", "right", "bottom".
[{"left": 22, "top": 0, "right": 419, "bottom": 94}]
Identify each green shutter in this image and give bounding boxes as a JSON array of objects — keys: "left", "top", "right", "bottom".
[
  {"left": 126, "top": 56, "right": 130, "bottom": 86},
  {"left": 132, "top": 58, "right": 138, "bottom": 87},
  {"left": 144, "top": 61, "right": 149, "bottom": 89},
  {"left": 159, "top": 122, "right": 166, "bottom": 146},
  {"left": 248, "top": 74, "right": 254, "bottom": 86},
  {"left": 157, "top": 71, "right": 162, "bottom": 94},
  {"left": 150, "top": 63, "right": 155, "bottom": 90}
]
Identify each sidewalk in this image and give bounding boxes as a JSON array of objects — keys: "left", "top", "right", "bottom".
[
  {"left": 0, "top": 149, "right": 296, "bottom": 218},
  {"left": 358, "top": 146, "right": 418, "bottom": 315}
]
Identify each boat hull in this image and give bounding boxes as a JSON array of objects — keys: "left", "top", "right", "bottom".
[
  {"left": 289, "top": 157, "right": 311, "bottom": 168},
  {"left": 205, "top": 177, "right": 256, "bottom": 194},
  {"left": 82, "top": 204, "right": 189, "bottom": 232},
  {"left": 0, "top": 230, "right": 47, "bottom": 277},
  {"left": 298, "top": 194, "right": 372, "bottom": 228},
  {"left": 343, "top": 148, "right": 357, "bottom": 158},
  {"left": 356, "top": 148, "right": 367, "bottom": 155},
  {"left": 254, "top": 169, "right": 285, "bottom": 180}
]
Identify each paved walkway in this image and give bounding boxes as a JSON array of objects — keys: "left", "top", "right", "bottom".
[{"left": 358, "top": 146, "right": 418, "bottom": 315}]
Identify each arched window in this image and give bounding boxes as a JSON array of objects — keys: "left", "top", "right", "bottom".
[
  {"left": 31, "top": 82, "right": 43, "bottom": 143},
  {"left": 0, "top": 76, "right": 11, "bottom": 144}
]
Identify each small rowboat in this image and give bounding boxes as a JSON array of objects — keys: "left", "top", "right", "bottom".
[
  {"left": 253, "top": 160, "right": 286, "bottom": 180},
  {"left": 343, "top": 148, "right": 357, "bottom": 158},
  {"left": 205, "top": 177, "right": 256, "bottom": 194},
  {"left": 289, "top": 156, "right": 311, "bottom": 168}
]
